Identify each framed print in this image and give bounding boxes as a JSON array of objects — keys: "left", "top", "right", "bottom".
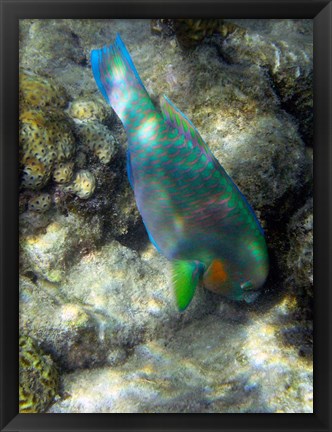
[{"left": 1, "top": 0, "right": 331, "bottom": 431}]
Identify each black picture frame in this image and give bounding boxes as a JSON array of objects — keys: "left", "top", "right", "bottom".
[{"left": 1, "top": 1, "right": 331, "bottom": 431}]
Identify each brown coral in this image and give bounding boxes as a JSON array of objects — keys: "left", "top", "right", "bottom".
[
  {"left": 19, "top": 335, "right": 59, "bottom": 413},
  {"left": 19, "top": 70, "right": 68, "bottom": 109},
  {"left": 19, "top": 105, "right": 75, "bottom": 190}
]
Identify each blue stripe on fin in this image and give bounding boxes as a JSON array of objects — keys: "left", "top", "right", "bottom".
[
  {"left": 91, "top": 49, "right": 110, "bottom": 103},
  {"left": 90, "top": 34, "right": 147, "bottom": 107},
  {"left": 143, "top": 221, "right": 161, "bottom": 253},
  {"left": 126, "top": 150, "right": 134, "bottom": 189}
]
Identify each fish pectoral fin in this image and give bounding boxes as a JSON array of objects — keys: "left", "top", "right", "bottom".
[{"left": 171, "top": 260, "right": 204, "bottom": 311}]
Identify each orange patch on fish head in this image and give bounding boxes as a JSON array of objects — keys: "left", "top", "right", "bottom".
[{"left": 203, "top": 259, "right": 232, "bottom": 295}]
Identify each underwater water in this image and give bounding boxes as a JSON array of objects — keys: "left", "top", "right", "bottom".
[{"left": 19, "top": 18, "right": 313, "bottom": 413}]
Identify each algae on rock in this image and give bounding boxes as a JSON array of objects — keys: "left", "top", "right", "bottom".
[{"left": 19, "top": 334, "right": 59, "bottom": 413}]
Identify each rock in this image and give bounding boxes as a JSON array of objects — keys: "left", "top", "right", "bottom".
[
  {"left": 131, "top": 28, "right": 310, "bottom": 213},
  {"left": 19, "top": 239, "right": 216, "bottom": 371},
  {"left": 19, "top": 277, "right": 112, "bottom": 370},
  {"left": 285, "top": 198, "right": 313, "bottom": 299},
  {"left": 48, "top": 307, "right": 312, "bottom": 413},
  {"left": 173, "top": 19, "right": 223, "bottom": 48},
  {"left": 19, "top": 19, "right": 150, "bottom": 100},
  {"left": 57, "top": 240, "right": 216, "bottom": 349},
  {"left": 219, "top": 19, "right": 313, "bottom": 146},
  {"left": 20, "top": 212, "right": 102, "bottom": 282},
  {"left": 19, "top": 20, "right": 88, "bottom": 96}
]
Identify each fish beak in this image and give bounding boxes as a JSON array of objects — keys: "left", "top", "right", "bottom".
[
  {"left": 241, "top": 280, "right": 261, "bottom": 303},
  {"left": 243, "top": 289, "right": 261, "bottom": 303}
]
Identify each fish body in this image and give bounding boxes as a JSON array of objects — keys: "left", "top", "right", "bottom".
[{"left": 91, "top": 34, "right": 269, "bottom": 310}]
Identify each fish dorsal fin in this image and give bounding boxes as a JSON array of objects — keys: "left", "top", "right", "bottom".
[{"left": 160, "top": 95, "right": 209, "bottom": 152}]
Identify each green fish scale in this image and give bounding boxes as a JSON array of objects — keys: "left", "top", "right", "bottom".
[{"left": 124, "top": 105, "right": 266, "bottom": 282}]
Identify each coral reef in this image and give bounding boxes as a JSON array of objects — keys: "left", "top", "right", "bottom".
[
  {"left": 63, "top": 169, "right": 96, "bottom": 199},
  {"left": 18, "top": 19, "right": 313, "bottom": 414},
  {"left": 150, "top": 19, "right": 175, "bottom": 37},
  {"left": 52, "top": 161, "right": 75, "bottom": 184},
  {"left": 68, "top": 97, "right": 111, "bottom": 123},
  {"left": 19, "top": 72, "right": 76, "bottom": 190},
  {"left": 20, "top": 109, "right": 57, "bottom": 190},
  {"left": 19, "top": 70, "right": 68, "bottom": 109},
  {"left": 174, "top": 19, "right": 223, "bottom": 47},
  {"left": 152, "top": 19, "right": 243, "bottom": 49},
  {"left": 28, "top": 192, "right": 52, "bottom": 213},
  {"left": 19, "top": 240, "right": 216, "bottom": 371},
  {"left": 19, "top": 334, "right": 59, "bottom": 413},
  {"left": 74, "top": 121, "right": 116, "bottom": 165}
]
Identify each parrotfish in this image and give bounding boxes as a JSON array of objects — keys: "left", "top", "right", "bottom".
[{"left": 91, "top": 34, "right": 269, "bottom": 310}]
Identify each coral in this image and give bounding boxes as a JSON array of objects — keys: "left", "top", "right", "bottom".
[
  {"left": 68, "top": 97, "right": 110, "bottom": 123},
  {"left": 173, "top": 19, "right": 225, "bottom": 48},
  {"left": 75, "top": 151, "right": 87, "bottom": 168},
  {"left": 53, "top": 161, "right": 74, "bottom": 184},
  {"left": 19, "top": 70, "right": 68, "bottom": 109},
  {"left": 64, "top": 169, "right": 96, "bottom": 199},
  {"left": 19, "top": 334, "right": 59, "bottom": 413},
  {"left": 20, "top": 94, "right": 76, "bottom": 190},
  {"left": 28, "top": 192, "right": 52, "bottom": 213},
  {"left": 46, "top": 109, "right": 76, "bottom": 162},
  {"left": 21, "top": 159, "right": 50, "bottom": 190},
  {"left": 20, "top": 110, "right": 57, "bottom": 189},
  {"left": 150, "top": 19, "right": 175, "bottom": 37},
  {"left": 75, "top": 120, "right": 116, "bottom": 164}
]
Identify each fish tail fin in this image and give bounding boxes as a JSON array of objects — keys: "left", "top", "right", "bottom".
[
  {"left": 171, "top": 260, "right": 205, "bottom": 311},
  {"left": 91, "top": 34, "right": 149, "bottom": 123}
]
